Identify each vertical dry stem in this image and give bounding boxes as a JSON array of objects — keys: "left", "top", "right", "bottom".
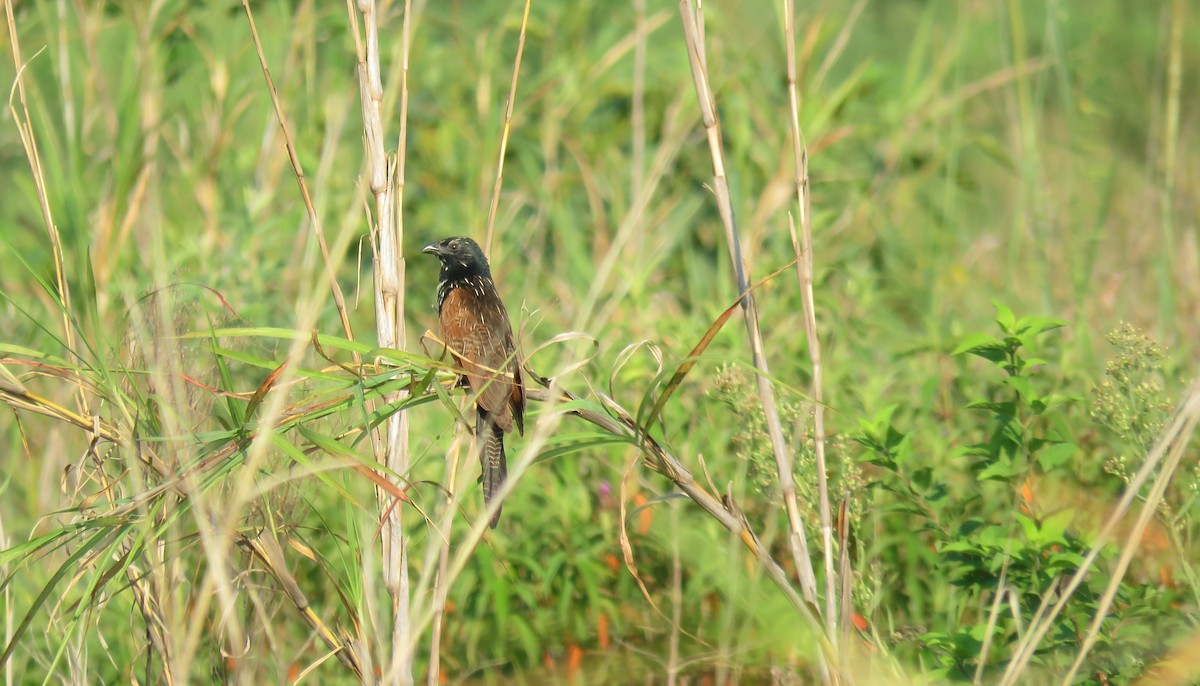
[
  {"left": 677, "top": 0, "right": 822, "bottom": 616},
  {"left": 4, "top": 0, "right": 89, "bottom": 418},
  {"left": 349, "top": 0, "right": 413, "bottom": 683},
  {"left": 1157, "top": 0, "right": 1184, "bottom": 316},
  {"left": 483, "top": 0, "right": 533, "bottom": 257},
  {"left": 631, "top": 0, "right": 647, "bottom": 201},
  {"left": 782, "top": 0, "right": 837, "bottom": 639},
  {"left": 666, "top": 506, "right": 683, "bottom": 686},
  {"left": 242, "top": 1, "right": 355, "bottom": 344},
  {"left": 425, "top": 434, "right": 465, "bottom": 686}
]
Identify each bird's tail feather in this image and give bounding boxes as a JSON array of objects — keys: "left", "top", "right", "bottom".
[{"left": 476, "top": 410, "right": 506, "bottom": 528}]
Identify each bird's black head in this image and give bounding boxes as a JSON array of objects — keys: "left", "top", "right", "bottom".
[{"left": 422, "top": 236, "right": 492, "bottom": 280}]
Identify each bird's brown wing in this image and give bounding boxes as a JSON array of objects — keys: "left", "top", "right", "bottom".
[{"left": 439, "top": 285, "right": 520, "bottom": 433}]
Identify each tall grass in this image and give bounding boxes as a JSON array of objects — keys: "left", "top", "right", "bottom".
[{"left": 1, "top": 1, "right": 1198, "bottom": 684}]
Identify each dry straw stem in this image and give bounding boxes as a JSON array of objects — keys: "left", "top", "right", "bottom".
[
  {"left": 350, "top": 0, "right": 399, "bottom": 545},
  {"left": 3, "top": 0, "right": 89, "bottom": 418},
  {"left": 999, "top": 378, "right": 1200, "bottom": 686},
  {"left": 1157, "top": 0, "right": 1185, "bottom": 316},
  {"left": 836, "top": 499, "right": 852, "bottom": 650},
  {"left": 678, "top": 0, "right": 826, "bottom": 642},
  {"left": 423, "top": 433, "right": 467, "bottom": 686},
  {"left": 667, "top": 504, "right": 684, "bottom": 686},
  {"left": 574, "top": 93, "right": 689, "bottom": 330},
  {"left": 810, "top": 0, "right": 865, "bottom": 94},
  {"left": 782, "top": 0, "right": 838, "bottom": 638},
  {"left": 241, "top": 0, "right": 355, "bottom": 344},
  {"left": 241, "top": 533, "right": 364, "bottom": 679},
  {"left": 631, "top": 0, "right": 648, "bottom": 201},
  {"left": 483, "top": 0, "right": 532, "bottom": 257},
  {"left": 346, "top": 0, "right": 416, "bottom": 683}
]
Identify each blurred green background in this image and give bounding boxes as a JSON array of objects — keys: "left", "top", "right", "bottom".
[{"left": 1, "top": 0, "right": 1197, "bottom": 683}]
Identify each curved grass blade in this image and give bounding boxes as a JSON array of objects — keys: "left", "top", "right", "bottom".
[{"left": 639, "top": 257, "right": 798, "bottom": 436}]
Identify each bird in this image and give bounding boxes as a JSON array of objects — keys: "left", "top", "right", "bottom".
[{"left": 422, "top": 236, "right": 525, "bottom": 528}]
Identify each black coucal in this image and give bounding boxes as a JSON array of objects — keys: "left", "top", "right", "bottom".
[{"left": 422, "top": 236, "right": 525, "bottom": 528}]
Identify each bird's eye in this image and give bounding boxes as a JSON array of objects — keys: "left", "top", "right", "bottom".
[{"left": 448, "top": 239, "right": 460, "bottom": 250}]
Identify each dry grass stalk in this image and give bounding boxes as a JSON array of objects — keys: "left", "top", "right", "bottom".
[
  {"left": 243, "top": 0, "right": 421, "bottom": 680},
  {"left": 631, "top": 0, "right": 647, "bottom": 202},
  {"left": 810, "top": 0, "right": 866, "bottom": 93},
  {"left": 1059, "top": 380, "right": 1200, "bottom": 683},
  {"left": 3, "top": 15, "right": 201, "bottom": 675},
  {"left": 836, "top": 499, "right": 852, "bottom": 652},
  {"left": 483, "top": 0, "right": 533, "bottom": 257},
  {"left": 666, "top": 504, "right": 683, "bottom": 686},
  {"left": 1156, "top": 0, "right": 1184, "bottom": 314},
  {"left": 999, "top": 379, "right": 1200, "bottom": 685},
  {"left": 3, "top": 0, "right": 89, "bottom": 419},
  {"left": 677, "top": 0, "right": 829, "bottom": 669},
  {"left": 346, "top": 0, "right": 415, "bottom": 683},
  {"left": 125, "top": 562, "right": 176, "bottom": 686},
  {"left": 782, "top": 0, "right": 838, "bottom": 641},
  {"left": 425, "top": 432, "right": 466, "bottom": 686},
  {"left": 0, "top": 348, "right": 416, "bottom": 681},
  {"left": 241, "top": 0, "right": 355, "bottom": 344},
  {"left": 242, "top": 534, "right": 364, "bottom": 678},
  {"left": 0, "top": 504, "right": 11, "bottom": 686}
]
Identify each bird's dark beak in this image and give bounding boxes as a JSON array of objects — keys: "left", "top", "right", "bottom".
[{"left": 422, "top": 242, "right": 446, "bottom": 257}]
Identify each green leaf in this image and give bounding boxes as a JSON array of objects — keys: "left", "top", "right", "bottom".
[
  {"left": 966, "top": 400, "right": 1017, "bottom": 418},
  {"left": 952, "top": 333, "right": 1008, "bottom": 364},
  {"left": 1016, "top": 513, "right": 1039, "bottom": 542},
  {"left": 867, "top": 404, "right": 901, "bottom": 434},
  {"left": 965, "top": 400, "right": 1000, "bottom": 412},
  {"left": 992, "top": 301, "right": 1017, "bottom": 332},
  {"left": 199, "top": 327, "right": 374, "bottom": 355},
  {"left": 978, "top": 458, "right": 1022, "bottom": 481},
  {"left": 534, "top": 436, "right": 632, "bottom": 464},
  {"left": 1040, "top": 508, "right": 1075, "bottom": 546},
  {"left": 1039, "top": 393, "right": 1079, "bottom": 411},
  {"left": 939, "top": 540, "right": 979, "bottom": 554},
  {"left": 510, "top": 614, "right": 540, "bottom": 666},
  {"left": 271, "top": 433, "right": 359, "bottom": 504},
  {"left": 978, "top": 524, "right": 1011, "bottom": 549},
  {"left": 298, "top": 426, "right": 372, "bottom": 467},
  {"left": 959, "top": 443, "right": 992, "bottom": 458},
  {"left": 1037, "top": 442, "right": 1077, "bottom": 470},
  {"left": 0, "top": 527, "right": 76, "bottom": 568},
  {"left": 1015, "top": 316, "right": 1068, "bottom": 337},
  {"left": 1046, "top": 550, "right": 1085, "bottom": 572},
  {"left": 1005, "top": 376, "right": 1037, "bottom": 402},
  {"left": 894, "top": 433, "right": 914, "bottom": 467}
]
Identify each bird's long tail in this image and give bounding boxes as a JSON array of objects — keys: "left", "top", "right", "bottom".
[{"left": 476, "top": 409, "right": 507, "bottom": 528}]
